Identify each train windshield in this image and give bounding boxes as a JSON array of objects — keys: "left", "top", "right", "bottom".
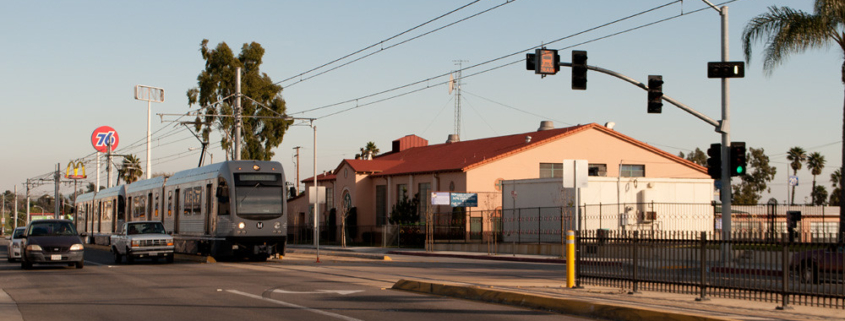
[{"left": 234, "top": 173, "right": 283, "bottom": 219}]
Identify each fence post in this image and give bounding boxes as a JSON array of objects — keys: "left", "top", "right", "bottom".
[
  {"left": 629, "top": 230, "right": 640, "bottom": 295},
  {"left": 518, "top": 208, "right": 521, "bottom": 244},
  {"left": 777, "top": 232, "right": 793, "bottom": 310},
  {"left": 696, "top": 231, "right": 709, "bottom": 301}
]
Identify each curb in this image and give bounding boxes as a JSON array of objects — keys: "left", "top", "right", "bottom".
[
  {"left": 387, "top": 251, "right": 568, "bottom": 264},
  {"left": 286, "top": 249, "right": 392, "bottom": 261},
  {"left": 391, "top": 279, "right": 738, "bottom": 321}
]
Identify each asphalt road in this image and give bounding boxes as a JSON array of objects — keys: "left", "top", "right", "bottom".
[{"left": 0, "top": 242, "right": 592, "bottom": 321}]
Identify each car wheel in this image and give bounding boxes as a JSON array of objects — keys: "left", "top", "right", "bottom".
[
  {"left": 166, "top": 254, "right": 174, "bottom": 264},
  {"left": 800, "top": 262, "right": 819, "bottom": 284},
  {"left": 21, "top": 260, "right": 31, "bottom": 270},
  {"left": 7, "top": 257, "right": 13, "bottom": 263},
  {"left": 126, "top": 251, "right": 135, "bottom": 264},
  {"left": 76, "top": 260, "right": 84, "bottom": 269},
  {"left": 112, "top": 249, "right": 122, "bottom": 264}
]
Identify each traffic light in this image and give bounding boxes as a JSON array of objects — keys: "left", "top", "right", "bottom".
[
  {"left": 571, "top": 50, "right": 587, "bottom": 90},
  {"left": 729, "top": 142, "right": 747, "bottom": 176},
  {"left": 525, "top": 53, "right": 536, "bottom": 71},
  {"left": 647, "top": 75, "right": 663, "bottom": 114},
  {"left": 707, "top": 61, "right": 745, "bottom": 78},
  {"left": 527, "top": 49, "right": 560, "bottom": 75},
  {"left": 707, "top": 143, "right": 721, "bottom": 179}
]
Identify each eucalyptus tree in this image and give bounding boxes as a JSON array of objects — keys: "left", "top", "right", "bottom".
[
  {"left": 742, "top": 0, "right": 845, "bottom": 237},
  {"left": 732, "top": 147, "right": 777, "bottom": 205},
  {"left": 186, "top": 39, "right": 292, "bottom": 161}
]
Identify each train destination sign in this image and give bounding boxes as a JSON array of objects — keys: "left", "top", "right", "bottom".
[{"left": 91, "top": 126, "right": 119, "bottom": 153}]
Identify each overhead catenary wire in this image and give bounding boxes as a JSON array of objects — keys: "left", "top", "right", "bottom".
[
  {"left": 292, "top": 0, "right": 745, "bottom": 122},
  {"left": 277, "top": 0, "right": 488, "bottom": 87},
  {"left": 289, "top": 0, "right": 696, "bottom": 118}
]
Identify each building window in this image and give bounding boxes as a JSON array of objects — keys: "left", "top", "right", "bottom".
[
  {"left": 540, "top": 163, "right": 563, "bottom": 178},
  {"left": 589, "top": 164, "right": 607, "bottom": 177},
  {"left": 397, "top": 184, "right": 408, "bottom": 202},
  {"left": 376, "top": 185, "right": 386, "bottom": 226},
  {"left": 494, "top": 178, "right": 505, "bottom": 191},
  {"left": 620, "top": 164, "right": 645, "bottom": 177},
  {"left": 326, "top": 187, "right": 334, "bottom": 210}
]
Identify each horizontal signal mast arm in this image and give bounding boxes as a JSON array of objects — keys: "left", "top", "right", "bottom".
[{"left": 559, "top": 62, "right": 720, "bottom": 130}]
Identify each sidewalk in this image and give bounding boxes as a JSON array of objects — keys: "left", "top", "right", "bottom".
[{"left": 287, "top": 244, "right": 842, "bottom": 321}]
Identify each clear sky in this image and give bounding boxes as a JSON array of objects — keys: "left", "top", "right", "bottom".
[{"left": 0, "top": 0, "right": 838, "bottom": 206}]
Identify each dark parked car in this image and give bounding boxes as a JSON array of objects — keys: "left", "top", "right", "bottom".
[
  {"left": 791, "top": 244, "right": 845, "bottom": 284},
  {"left": 21, "top": 219, "right": 85, "bottom": 269}
]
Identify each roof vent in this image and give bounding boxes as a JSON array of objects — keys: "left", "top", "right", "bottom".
[
  {"left": 525, "top": 135, "right": 532, "bottom": 143},
  {"left": 605, "top": 121, "right": 616, "bottom": 130},
  {"left": 538, "top": 121, "right": 554, "bottom": 131},
  {"left": 446, "top": 134, "right": 460, "bottom": 143}
]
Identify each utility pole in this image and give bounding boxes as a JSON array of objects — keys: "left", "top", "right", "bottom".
[
  {"left": 234, "top": 67, "right": 243, "bottom": 161},
  {"left": 13, "top": 185, "right": 17, "bottom": 229},
  {"left": 54, "top": 163, "right": 61, "bottom": 218},
  {"left": 107, "top": 140, "right": 113, "bottom": 188},
  {"left": 293, "top": 146, "right": 302, "bottom": 195},
  {"left": 25, "top": 179, "right": 30, "bottom": 225}
]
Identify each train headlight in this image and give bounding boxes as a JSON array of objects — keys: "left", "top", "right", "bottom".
[
  {"left": 274, "top": 222, "right": 281, "bottom": 229},
  {"left": 238, "top": 222, "right": 245, "bottom": 229},
  {"left": 253, "top": 165, "right": 260, "bottom": 171}
]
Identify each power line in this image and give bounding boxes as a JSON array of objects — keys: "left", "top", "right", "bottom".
[
  {"left": 277, "top": 0, "right": 489, "bottom": 87},
  {"left": 290, "top": 0, "right": 706, "bottom": 118}
]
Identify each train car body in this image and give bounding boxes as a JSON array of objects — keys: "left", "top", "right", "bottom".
[
  {"left": 74, "top": 185, "right": 125, "bottom": 245},
  {"left": 73, "top": 160, "right": 286, "bottom": 260},
  {"left": 125, "top": 176, "right": 166, "bottom": 224},
  {"left": 162, "top": 160, "right": 287, "bottom": 260}
]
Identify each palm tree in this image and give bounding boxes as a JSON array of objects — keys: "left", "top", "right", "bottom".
[
  {"left": 786, "top": 147, "right": 807, "bottom": 205},
  {"left": 355, "top": 142, "right": 380, "bottom": 160},
  {"left": 119, "top": 155, "right": 144, "bottom": 184},
  {"left": 807, "top": 152, "right": 827, "bottom": 204},
  {"left": 742, "top": 0, "right": 845, "bottom": 238},
  {"left": 831, "top": 168, "right": 842, "bottom": 205}
]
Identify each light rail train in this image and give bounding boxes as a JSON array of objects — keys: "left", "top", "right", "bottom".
[{"left": 74, "top": 160, "right": 287, "bottom": 260}]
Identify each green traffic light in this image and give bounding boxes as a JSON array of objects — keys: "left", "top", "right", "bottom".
[{"left": 736, "top": 166, "right": 744, "bottom": 174}]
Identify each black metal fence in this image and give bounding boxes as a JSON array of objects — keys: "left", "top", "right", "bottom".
[
  {"left": 578, "top": 230, "right": 845, "bottom": 309},
  {"left": 287, "top": 224, "right": 427, "bottom": 248}
]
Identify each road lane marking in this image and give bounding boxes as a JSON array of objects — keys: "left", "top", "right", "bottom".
[
  {"left": 226, "top": 289, "right": 363, "bottom": 321},
  {"left": 273, "top": 289, "right": 363, "bottom": 295}
]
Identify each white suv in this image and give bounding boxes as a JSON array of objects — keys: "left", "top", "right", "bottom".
[{"left": 6, "top": 227, "right": 26, "bottom": 262}]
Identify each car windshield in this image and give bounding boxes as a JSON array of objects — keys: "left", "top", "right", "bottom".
[
  {"left": 28, "top": 222, "right": 77, "bottom": 236},
  {"left": 128, "top": 223, "right": 166, "bottom": 235},
  {"left": 235, "top": 185, "right": 283, "bottom": 217},
  {"left": 13, "top": 228, "right": 25, "bottom": 238}
]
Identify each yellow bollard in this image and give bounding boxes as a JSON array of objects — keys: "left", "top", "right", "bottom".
[{"left": 566, "top": 230, "right": 575, "bottom": 288}]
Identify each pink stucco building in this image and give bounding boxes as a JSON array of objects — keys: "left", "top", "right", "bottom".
[{"left": 287, "top": 122, "right": 709, "bottom": 240}]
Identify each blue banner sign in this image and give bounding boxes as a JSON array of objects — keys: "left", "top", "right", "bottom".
[{"left": 450, "top": 193, "right": 478, "bottom": 207}]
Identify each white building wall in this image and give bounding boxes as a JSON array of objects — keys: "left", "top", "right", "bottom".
[{"left": 502, "top": 177, "right": 715, "bottom": 242}]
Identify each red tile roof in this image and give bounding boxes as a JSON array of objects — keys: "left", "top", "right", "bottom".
[{"left": 304, "top": 123, "right": 706, "bottom": 181}]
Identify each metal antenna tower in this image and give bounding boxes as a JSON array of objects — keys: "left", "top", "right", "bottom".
[{"left": 452, "top": 60, "right": 467, "bottom": 141}]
